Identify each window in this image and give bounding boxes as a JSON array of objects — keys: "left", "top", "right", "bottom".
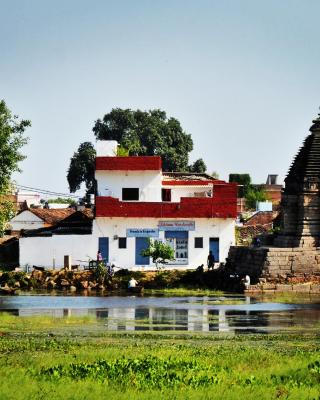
[
  {"left": 194, "top": 237, "right": 203, "bottom": 248},
  {"left": 164, "top": 231, "right": 188, "bottom": 264},
  {"left": 162, "top": 188, "right": 171, "bottom": 202},
  {"left": 118, "top": 237, "right": 127, "bottom": 248},
  {"left": 122, "top": 188, "right": 139, "bottom": 201}
]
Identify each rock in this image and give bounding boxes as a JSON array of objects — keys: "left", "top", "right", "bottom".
[
  {"left": 80, "top": 281, "right": 89, "bottom": 289},
  {"left": 47, "top": 280, "right": 57, "bottom": 289},
  {"left": 60, "top": 279, "right": 70, "bottom": 287},
  {"left": 69, "top": 285, "right": 77, "bottom": 291},
  {"left": 89, "top": 281, "right": 97, "bottom": 289},
  {"left": 31, "top": 270, "right": 44, "bottom": 281},
  {"left": 98, "top": 285, "right": 105, "bottom": 290},
  {"left": 14, "top": 281, "right": 20, "bottom": 288}
]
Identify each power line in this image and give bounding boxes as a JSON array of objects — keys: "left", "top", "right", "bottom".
[{"left": 14, "top": 184, "right": 80, "bottom": 198}]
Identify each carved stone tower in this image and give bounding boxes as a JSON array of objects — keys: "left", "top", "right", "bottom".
[{"left": 275, "top": 114, "right": 320, "bottom": 247}]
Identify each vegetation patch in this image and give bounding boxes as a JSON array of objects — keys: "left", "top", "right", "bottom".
[{"left": 39, "top": 355, "right": 219, "bottom": 389}]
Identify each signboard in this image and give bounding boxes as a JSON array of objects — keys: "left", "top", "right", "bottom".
[
  {"left": 126, "top": 228, "right": 159, "bottom": 238},
  {"left": 158, "top": 220, "right": 195, "bottom": 231}
]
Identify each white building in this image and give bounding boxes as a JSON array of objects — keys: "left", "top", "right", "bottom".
[
  {"left": 17, "top": 141, "right": 237, "bottom": 271},
  {"left": 93, "top": 141, "right": 237, "bottom": 270}
]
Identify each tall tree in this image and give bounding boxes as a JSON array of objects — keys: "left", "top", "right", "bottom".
[
  {"left": 0, "top": 100, "right": 30, "bottom": 235},
  {"left": 67, "top": 142, "right": 96, "bottom": 193},
  {"left": 67, "top": 108, "right": 207, "bottom": 193}
]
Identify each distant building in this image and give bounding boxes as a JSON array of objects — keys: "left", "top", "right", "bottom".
[{"left": 9, "top": 208, "right": 75, "bottom": 233}]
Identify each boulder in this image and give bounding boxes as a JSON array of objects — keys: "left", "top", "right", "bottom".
[
  {"left": 47, "top": 280, "right": 57, "bottom": 289},
  {"left": 80, "top": 281, "right": 89, "bottom": 289}
]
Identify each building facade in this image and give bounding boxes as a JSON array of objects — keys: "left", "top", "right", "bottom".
[{"left": 93, "top": 141, "right": 237, "bottom": 270}]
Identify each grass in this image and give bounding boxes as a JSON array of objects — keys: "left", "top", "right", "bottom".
[
  {"left": 144, "top": 287, "right": 224, "bottom": 296},
  {"left": 0, "top": 314, "right": 320, "bottom": 399}
]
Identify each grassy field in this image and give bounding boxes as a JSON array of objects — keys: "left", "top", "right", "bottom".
[{"left": 0, "top": 313, "right": 320, "bottom": 399}]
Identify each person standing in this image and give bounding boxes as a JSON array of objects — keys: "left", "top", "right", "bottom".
[
  {"left": 97, "top": 250, "right": 103, "bottom": 262},
  {"left": 207, "top": 250, "right": 215, "bottom": 270}
]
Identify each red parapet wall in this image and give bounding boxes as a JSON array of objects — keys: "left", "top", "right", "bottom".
[
  {"left": 96, "top": 184, "right": 237, "bottom": 218},
  {"left": 96, "top": 156, "right": 162, "bottom": 171}
]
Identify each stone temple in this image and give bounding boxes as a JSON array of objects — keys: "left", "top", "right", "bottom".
[
  {"left": 226, "top": 114, "right": 320, "bottom": 291},
  {"left": 275, "top": 114, "right": 320, "bottom": 247}
]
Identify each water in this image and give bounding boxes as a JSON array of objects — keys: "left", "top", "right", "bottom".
[{"left": 1, "top": 293, "right": 320, "bottom": 334}]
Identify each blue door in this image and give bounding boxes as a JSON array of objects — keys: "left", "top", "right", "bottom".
[
  {"left": 135, "top": 237, "right": 150, "bottom": 265},
  {"left": 209, "top": 238, "right": 219, "bottom": 262},
  {"left": 98, "top": 237, "right": 109, "bottom": 263}
]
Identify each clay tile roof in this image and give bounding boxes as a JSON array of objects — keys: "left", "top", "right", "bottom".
[{"left": 30, "top": 208, "right": 75, "bottom": 226}]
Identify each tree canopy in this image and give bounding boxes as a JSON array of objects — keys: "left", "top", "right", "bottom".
[
  {"left": 67, "top": 142, "right": 96, "bottom": 193},
  {"left": 0, "top": 100, "right": 30, "bottom": 235},
  {"left": 67, "top": 108, "right": 207, "bottom": 193},
  {"left": 0, "top": 100, "right": 30, "bottom": 192}
]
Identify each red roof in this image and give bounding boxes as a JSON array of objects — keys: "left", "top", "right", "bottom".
[
  {"left": 30, "top": 208, "right": 75, "bottom": 226},
  {"left": 96, "top": 156, "right": 162, "bottom": 171}
]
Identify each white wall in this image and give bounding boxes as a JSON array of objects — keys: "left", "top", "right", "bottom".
[
  {"left": 93, "top": 217, "right": 235, "bottom": 270},
  {"left": 9, "top": 210, "right": 44, "bottom": 231},
  {"left": 163, "top": 185, "right": 212, "bottom": 202},
  {"left": 96, "top": 141, "right": 118, "bottom": 156},
  {"left": 19, "top": 234, "right": 96, "bottom": 269},
  {"left": 96, "top": 170, "right": 162, "bottom": 201}
]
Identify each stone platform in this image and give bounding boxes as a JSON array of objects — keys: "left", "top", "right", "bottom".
[{"left": 226, "top": 246, "right": 320, "bottom": 283}]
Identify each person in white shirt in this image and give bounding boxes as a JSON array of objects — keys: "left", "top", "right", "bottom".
[
  {"left": 243, "top": 275, "right": 251, "bottom": 289},
  {"left": 128, "top": 277, "right": 138, "bottom": 288}
]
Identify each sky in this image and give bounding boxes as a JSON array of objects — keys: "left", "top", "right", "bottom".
[{"left": 1, "top": 0, "right": 320, "bottom": 197}]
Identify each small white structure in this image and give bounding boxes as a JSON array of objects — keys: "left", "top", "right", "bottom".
[
  {"left": 18, "top": 210, "right": 94, "bottom": 269},
  {"left": 9, "top": 208, "right": 74, "bottom": 232}
]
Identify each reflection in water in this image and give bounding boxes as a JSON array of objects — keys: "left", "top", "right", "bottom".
[{"left": 1, "top": 294, "right": 320, "bottom": 334}]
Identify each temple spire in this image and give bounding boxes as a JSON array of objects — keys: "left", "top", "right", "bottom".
[{"left": 309, "top": 108, "right": 320, "bottom": 132}]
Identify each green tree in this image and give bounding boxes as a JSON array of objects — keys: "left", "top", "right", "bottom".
[
  {"left": 229, "top": 173, "right": 252, "bottom": 197},
  {"left": 46, "top": 197, "right": 77, "bottom": 205},
  {"left": 67, "top": 142, "right": 96, "bottom": 193},
  {"left": 0, "top": 100, "right": 30, "bottom": 236},
  {"left": 245, "top": 187, "right": 269, "bottom": 210},
  {"left": 67, "top": 108, "right": 207, "bottom": 193},
  {"left": 141, "top": 239, "right": 175, "bottom": 270},
  {"left": 188, "top": 158, "right": 207, "bottom": 173}
]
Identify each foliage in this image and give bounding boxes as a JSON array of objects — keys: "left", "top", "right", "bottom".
[
  {"left": 46, "top": 197, "right": 77, "bottom": 205},
  {"left": 245, "top": 187, "right": 269, "bottom": 210},
  {"left": 188, "top": 158, "right": 207, "bottom": 173},
  {"left": 0, "top": 100, "right": 30, "bottom": 191},
  {"left": 67, "top": 108, "right": 207, "bottom": 192},
  {"left": 40, "top": 355, "right": 218, "bottom": 389},
  {"left": 0, "top": 198, "right": 15, "bottom": 236},
  {"left": 1, "top": 315, "right": 320, "bottom": 399},
  {"left": 116, "top": 146, "right": 129, "bottom": 157},
  {"left": 67, "top": 142, "right": 96, "bottom": 193},
  {"left": 94, "top": 261, "right": 107, "bottom": 284},
  {"left": 229, "top": 173, "right": 252, "bottom": 197},
  {"left": 211, "top": 171, "right": 219, "bottom": 179},
  {"left": 141, "top": 239, "right": 175, "bottom": 270},
  {"left": 0, "top": 100, "right": 30, "bottom": 236}
]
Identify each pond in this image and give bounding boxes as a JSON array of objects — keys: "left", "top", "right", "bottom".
[{"left": 1, "top": 293, "right": 320, "bottom": 334}]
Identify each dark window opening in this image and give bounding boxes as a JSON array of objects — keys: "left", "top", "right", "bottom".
[
  {"left": 119, "top": 237, "right": 127, "bottom": 248},
  {"left": 194, "top": 237, "right": 203, "bottom": 248},
  {"left": 122, "top": 188, "right": 139, "bottom": 201},
  {"left": 162, "top": 188, "right": 172, "bottom": 202}
]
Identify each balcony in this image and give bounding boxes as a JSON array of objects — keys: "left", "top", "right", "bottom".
[{"left": 96, "top": 185, "right": 237, "bottom": 219}]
